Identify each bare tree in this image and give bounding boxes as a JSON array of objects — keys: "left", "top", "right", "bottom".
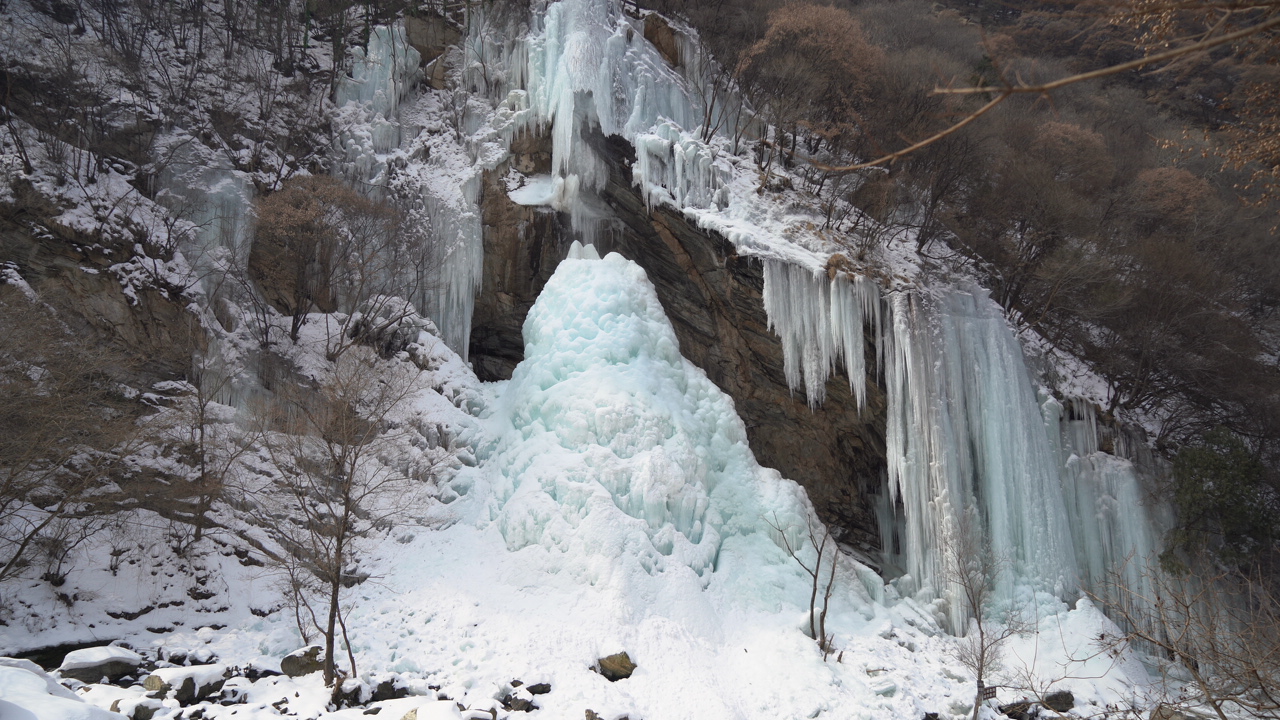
[
  {"left": 1099, "top": 557, "right": 1280, "bottom": 720},
  {"left": 254, "top": 347, "right": 433, "bottom": 693},
  {"left": 767, "top": 513, "right": 839, "bottom": 660},
  {"left": 944, "top": 508, "right": 1029, "bottom": 720},
  {"left": 0, "top": 280, "right": 142, "bottom": 585}
]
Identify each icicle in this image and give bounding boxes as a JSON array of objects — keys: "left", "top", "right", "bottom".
[{"left": 759, "top": 259, "right": 877, "bottom": 409}]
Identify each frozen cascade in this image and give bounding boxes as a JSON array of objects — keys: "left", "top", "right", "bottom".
[
  {"left": 333, "top": 23, "right": 484, "bottom": 356},
  {"left": 881, "top": 288, "right": 1079, "bottom": 630},
  {"left": 760, "top": 259, "right": 881, "bottom": 409},
  {"left": 483, "top": 243, "right": 815, "bottom": 580},
  {"left": 497, "top": 0, "right": 730, "bottom": 232},
  {"left": 1050, "top": 398, "right": 1161, "bottom": 612},
  {"left": 153, "top": 137, "right": 252, "bottom": 283},
  {"left": 762, "top": 267, "right": 1166, "bottom": 630},
  {"left": 335, "top": 23, "right": 423, "bottom": 165}
]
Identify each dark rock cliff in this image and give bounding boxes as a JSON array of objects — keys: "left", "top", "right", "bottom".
[{"left": 470, "top": 129, "right": 888, "bottom": 550}]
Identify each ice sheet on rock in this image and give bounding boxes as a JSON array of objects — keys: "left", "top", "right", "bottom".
[{"left": 482, "top": 243, "right": 813, "bottom": 579}]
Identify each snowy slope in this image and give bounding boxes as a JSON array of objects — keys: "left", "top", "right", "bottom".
[{"left": 6, "top": 246, "right": 1148, "bottom": 720}]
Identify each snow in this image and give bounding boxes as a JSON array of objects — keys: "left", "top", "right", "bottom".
[
  {"left": 0, "top": 664, "right": 123, "bottom": 720},
  {"left": 58, "top": 647, "right": 142, "bottom": 672}
]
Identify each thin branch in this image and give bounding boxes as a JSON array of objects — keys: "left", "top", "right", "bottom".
[{"left": 814, "top": 11, "right": 1280, "bottom": 174}]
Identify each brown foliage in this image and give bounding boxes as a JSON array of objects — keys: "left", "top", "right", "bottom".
[
  {"left": 249, "top": 175, "right": 408, "bottom": 346},
  {"left": 737, "top": 3, "right": 884, "bottom": 145}
]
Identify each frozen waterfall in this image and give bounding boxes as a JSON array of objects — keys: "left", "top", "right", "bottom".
[{"left": 761, "top": 263, "right": 1163, "bottom": 630}]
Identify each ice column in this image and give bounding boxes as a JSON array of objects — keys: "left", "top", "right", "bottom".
[{"left": 1050, "top": 398, "right": 1161, "bottom": 612}]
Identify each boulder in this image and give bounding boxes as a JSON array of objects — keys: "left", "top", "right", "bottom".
[
  {"left": 279, "top": 646, "right": 324, "bottom": 678},
  {"left": 595, "top": 652, "right": 636, "bottom": 682},
  {"left": 142, "top": 665, "right": 228, "bottom": 705},
  {"left": 1151, "top": 706, "right": 1192, "bottom": 720},
  {"left": 999, "top": 701, "right": 1033, "bottom": 720},
  {"left": 1044, "top": 690, "right": 1074, "bottom": 712},
  {"left": 526, "top": 683, "right": 551, "bottom": 695},
  {"left": 57, "top": 646, "right": 144, "bottom": 684},
  {"left": 110, "top": 697, "right": 164, "bottom": 720}
]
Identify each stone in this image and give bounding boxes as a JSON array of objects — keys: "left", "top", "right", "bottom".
[
  {"left": 1043, "top": 690, "right": 1074, "bottom": 712},
  {"left": 642, "top": 13, "right": 681, "bottom": 68},
  {"left": 526, "top": 683, "right": 551, "bottom": 695},
  {"left": 1151, "top": 706, "right": 1192, "bottom": 720},
  {"left": 143, "top": 665, "right": 228, "bottom": 706},
  {"left": 595, "top": 652, "right": 636, "bottom": 682},
  {"left": 279, "top": 646, "right": 324, "bottom": 678},
  {"left": 585, "top": 712, "right": 602, "bottom": 720},
  {"left": 998, "top": 701, "right": 1033, "bottom": 720},
  {"left": 371, "top": 678, "right": 410, "bottom": 702},
  {"left": 110, "top": 697, "right": 163, "bottom": 720},
  {"left": 500, "top": 694, "right": 538, "bottom": 712}
]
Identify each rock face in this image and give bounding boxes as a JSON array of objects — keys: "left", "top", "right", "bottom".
[
  {"left": 471, "top": 129, "right": 887, "bottom": 548},
  {"left": 0, "top": 194, "right": 199, "bottom": 385}
]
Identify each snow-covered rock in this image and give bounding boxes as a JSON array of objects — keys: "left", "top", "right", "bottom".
[{"left": 57, "top": 647, "right": 144, "bottom": 684}]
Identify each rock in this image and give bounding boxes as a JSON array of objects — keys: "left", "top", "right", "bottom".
[
  {"left": 1151, "top": 706, "right": 1192, "bottom": 720},
  {"left": 57, "top": 645, "right": 144, "bottom": 684},
  {"left": 923, "top": 714, "right": 940, "bottom": 720},
  {"left": 279, "top": 646, "right": 324, "bottom": 678},
  {"left": 595, "top": 652, "right": 636, "bottom": 682},
  {"left": 404, "top": 14, "right": 461, "bottom": 65},
  {"left": 372, "top": 678, "right": 411, "bottom": 702},
  {"left": 111, "top": 697, "right": 164, "bottom": 720},
  {"left": 1044, "top": 690, "right": 1074, "bottom": 712},
  {"left": 500, "top": 693, "right": 538, "bottom": 712},
  {"left": 643, "top": 13, "right": 681, "bottom": 68},
  {"left": 585, "top": 712, "right": 602, "bottom": 720},
  {"left": 999, "top": 701, "right": 1033, "bottom": 720},
  {"left": 526, "top": 683, "right": 551, "bottom": 695}
]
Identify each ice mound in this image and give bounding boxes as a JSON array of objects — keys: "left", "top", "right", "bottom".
[{"left": 483, "top": 243, "right": 811, "bottom": 580}]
